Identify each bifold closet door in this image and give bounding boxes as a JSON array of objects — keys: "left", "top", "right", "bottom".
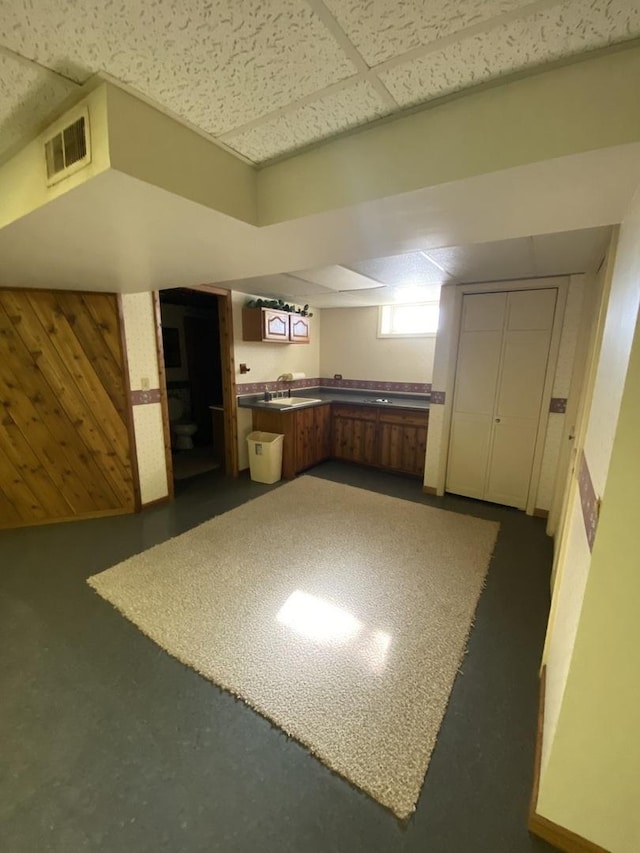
[
  {"left": 446, "top": 292, "right": 506, "bottom": 500},
  {"left": 447, "top": 288, "right": 557, "bottom": 509}
]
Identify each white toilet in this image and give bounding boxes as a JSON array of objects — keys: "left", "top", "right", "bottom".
[{"left": 168, "top": 394, "right": 197, "bottom": 450}]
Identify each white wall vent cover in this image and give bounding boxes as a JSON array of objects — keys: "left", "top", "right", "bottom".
[{"left": 44, "top": 108, "right": 91, "bottom": 186}]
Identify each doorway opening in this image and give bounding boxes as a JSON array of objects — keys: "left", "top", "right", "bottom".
[{"left": 157, "top": 287, "right": 237, "bottom": 487}]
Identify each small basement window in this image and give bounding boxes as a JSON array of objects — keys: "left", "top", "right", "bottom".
[{"left": 378, "top": 302, "right": 439, "bottom": 338}]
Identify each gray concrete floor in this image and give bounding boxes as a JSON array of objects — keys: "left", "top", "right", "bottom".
[{"left": 0, "top": 462, "right": 558, "bottom": 853}]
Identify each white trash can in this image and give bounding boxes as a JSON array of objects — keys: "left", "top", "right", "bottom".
[{"left": 247, "top": 431, "right": 284, "bottom": 484}]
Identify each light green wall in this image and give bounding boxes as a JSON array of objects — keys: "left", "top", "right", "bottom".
[
  {"left": 258, "top": 45, "right": 640, "bottom": 225},
  {"left": 106, "top": 86, "right": 257, "bottom": 225},
  {"left": 538, "top": 194, "right": 640, "bottom": 850},
  {"left": 538, "top": 305, "right": 640, "bottom": 853},
  {"left": 0, "top": 85, "right": 111, "bottom": 231}
]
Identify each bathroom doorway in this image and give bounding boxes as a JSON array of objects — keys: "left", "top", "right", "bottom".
[{"left": 156, "top": 287, "right": 238, "bottom": 486}]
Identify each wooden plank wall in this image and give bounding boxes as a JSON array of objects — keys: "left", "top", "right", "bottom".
[{"left": 0, "top": 289, "right": 136, "bottom": 529}]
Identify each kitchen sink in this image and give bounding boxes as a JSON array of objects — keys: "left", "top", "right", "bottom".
[
  {"left": 263, "top": 396, "right": 322, "bottom": 408},
  {"left": 366, "top": 397, "right": 394, "bottom": 404}
]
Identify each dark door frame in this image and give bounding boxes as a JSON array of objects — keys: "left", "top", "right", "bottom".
[{"left": 153, "top": 286, "right": 239, "bottom": 485}]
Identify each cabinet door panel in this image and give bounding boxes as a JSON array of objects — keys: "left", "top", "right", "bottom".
[
  {"left": 314, "top": 405, "right": 331, "bottom": 461},
  {"left": 263, "top": 310, "right": 289, "bottom": 341},
  {"left": 289, "top": 316, "right": 310, "bottom": 343},
  {"left": 294, "top": 408, "right": 314, "bottom": 472},
  {"left": 332, "top": 416, "right": 351, "bottom": 460}
]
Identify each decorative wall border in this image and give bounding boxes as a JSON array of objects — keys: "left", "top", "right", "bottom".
[
  {"left": 236, "top": 377, "right": 432, "bottom": 396},
  {"left": 430, "top": 391, "right": 446, "bottom": 405},
  {"left": 130, "top": 389, "right": 161, "bottom": 405},
  {"left": 578, "top": 450, "right": 599, "bottom": 551}
]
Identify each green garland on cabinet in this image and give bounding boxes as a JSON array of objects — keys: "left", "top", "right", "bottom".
[{"left": 245, "top": 298, "right": 313, "bottom": 317}]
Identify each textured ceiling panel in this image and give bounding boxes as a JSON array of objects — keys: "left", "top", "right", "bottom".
[
  {"left": 289, "top": 265, "right": 380, "bottom": 291},
  {"left": 222, "top": 80, "right": 388, "bottom": 162},
  {"left": 380, "top": 0, "right": 640, "bottom": 107},
  {"left": 218, "top": 273, "right": 333, "bottom": 300},
  {"left": 346, "top": 251, "right": 450, "bottom": 285},
  {"left": 0, "top": 0, "right": 356, "bottom": 136},
  {"left": 310, "top": 285, "right": 395, "bottom": 307},
  {"left": 0, "top": 52, "right": 78, "bottom": 160},
  {"left": 323, "top": 0, "right": 534, "bottom": 66},
  {"left": 424, "top": 238, "right": 536, "bottom": 281}
]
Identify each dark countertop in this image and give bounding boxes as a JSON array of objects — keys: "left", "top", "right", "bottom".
[{"left": 237, "top": 387, "right": 430, "bottom": 412}]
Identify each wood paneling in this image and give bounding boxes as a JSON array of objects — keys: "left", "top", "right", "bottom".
[
  {"left": 152, "top": 291, "right": 174, "bottom": 497},
  {"left": 180, "top": 286, "right": 238, "bottom": 477},
  {"left": 0, "top": 289, "right": 136, "bottom": 528}
]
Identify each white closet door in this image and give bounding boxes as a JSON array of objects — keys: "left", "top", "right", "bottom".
[
  {"left": 447, "top": 288, "right": 557, "bottom": 509},
  {"left": 485, "top": 289, "right": 556, "bottom": 507},
  {"left": 446, "top": 292, "right": 506, "bottom": 499}
]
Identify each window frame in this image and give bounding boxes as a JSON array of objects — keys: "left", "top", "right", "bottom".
[{"left": 377, "top": 302, "right": 440, "bottom": 339}]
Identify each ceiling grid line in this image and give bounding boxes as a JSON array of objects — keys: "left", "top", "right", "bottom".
[
  {"left": 217, "top": 0, "right": 564, "bottom": 145},
  {"left": 1, "top": 0, "right": 640, "bottom": 165},
  {"left": 0, "top": 42, "right": 80, "bottom": 85},
  {"left": 370, "top": 0, "right": 567, "bottom": 76},
  {"left": 303, "top": 0, "right": 399, "bottom": 110}
]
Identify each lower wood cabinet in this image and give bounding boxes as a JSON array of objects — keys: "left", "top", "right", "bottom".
[
  {"left": 333, "top": 403, "right": 428, "bottom": 477},
  {"left": 331, "top": 404, "right": 378, "bottom": 466},
  {"left": 252, "top": 401, "right": 428, "bottom": 479},
  {"left": 252, "top": 403, "right": 331, "bottom": 478},
  {"left": 378, "top": 408, "right": 428, "bottom": 476}
]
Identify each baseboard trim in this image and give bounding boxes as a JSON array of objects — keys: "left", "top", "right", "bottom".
[
  {"left": 529, "top": 667, "right": 610, "bottom": 853},
  {"left": 140, "top": 495, "right": 172, "bottom": 511},
  {"left": 529, "top": 812, "right": 609, "bottom": 853},
  {"left": 422, "top": 485, "right": 437, "bottom": 495}
]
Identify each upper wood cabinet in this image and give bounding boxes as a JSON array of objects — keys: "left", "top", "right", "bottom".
[
  {"left": 242, "top": 307, "right": 289, "bottom": 342},
  {"left": 242, "top": 307, "right": 310, "bottom": 343}
]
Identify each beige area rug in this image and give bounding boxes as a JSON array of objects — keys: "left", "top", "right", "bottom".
[{"left": 88, "top": 476, "right": 499, "bottom": 818}]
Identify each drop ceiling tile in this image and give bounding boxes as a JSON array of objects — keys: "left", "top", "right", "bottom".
[
  {"left": 219, "top": 273, "right": 333, "bottom": 301},
  {"left": 0, "top": 53, "right": 79, "bottom": 161},
  {"left": 0, "top": 0, "right": 357, "bottom": 136},
  {"left": 380, "top": 0, "right": 640, "bottom": 108},
  {"left": 290, "top": 265, "right": 380, "bottom": 291},
  {"left": 346, "top": 251, "right": 450, "bottom": 285},
  {"left": 324, "top": 0, "right": 533, "bottom": 66},
  {"left": 221, "top": 80, "right": 389, "bottom": 162},
  {"left": 425, "top": 237, "right": 535, "bottom": 281}
]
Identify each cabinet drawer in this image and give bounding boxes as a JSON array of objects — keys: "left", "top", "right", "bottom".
[
  {"left": 331, "top": 404, "right": 377, "bottom": 421},
  {"left": 377, "top": 408, "right": 429, "bottom": 427}
]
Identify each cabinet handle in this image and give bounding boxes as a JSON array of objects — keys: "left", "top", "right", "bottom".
[{"left": 495, "top": 418, "right": 501, "bottom": 423}]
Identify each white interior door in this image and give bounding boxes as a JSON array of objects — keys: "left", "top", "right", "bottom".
[
  {"left": 446, "top": 292, "right": 506, "bottom": 499},
  {"left": 447, "top": 288, "right": 557, "bottom": 509}
]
